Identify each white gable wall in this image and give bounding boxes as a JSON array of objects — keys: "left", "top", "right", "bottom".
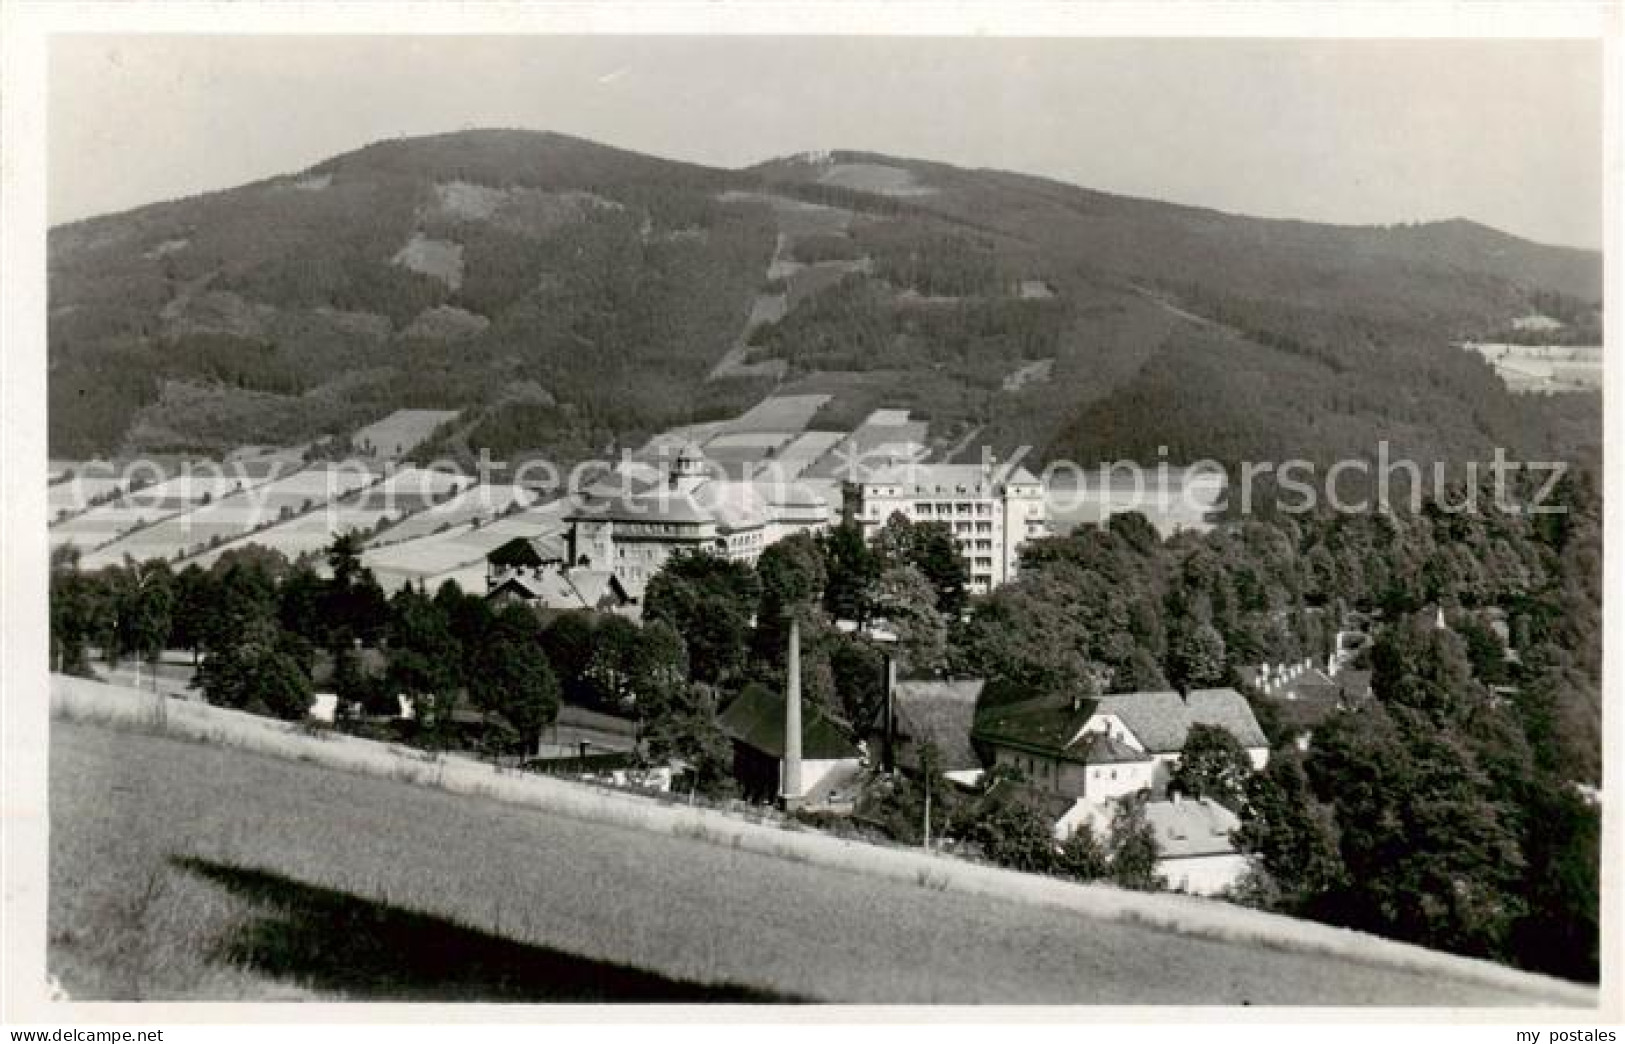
[
  {"left": 1076, "top": 712, "right": 1144, "bottom": 751},
  {"left": 1158, "top": 853, "right": 1253, "bottom": 897}
]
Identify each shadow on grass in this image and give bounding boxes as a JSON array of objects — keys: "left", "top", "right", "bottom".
[{"left": 173, "top": 857, "right": 797, "bottom": 1003}]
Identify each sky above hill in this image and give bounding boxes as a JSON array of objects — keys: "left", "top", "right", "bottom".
[{"left": 49, "top": 35, "right": 1604, "bottom": 249}]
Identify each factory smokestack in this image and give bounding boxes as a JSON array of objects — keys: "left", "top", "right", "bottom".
[{"left": 781, "top": 614, "right": 803, "bottom": 810}]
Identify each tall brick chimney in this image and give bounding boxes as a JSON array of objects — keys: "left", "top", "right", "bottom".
[{"left": 781, "top": 614, "right": 803, "bottom": 810}]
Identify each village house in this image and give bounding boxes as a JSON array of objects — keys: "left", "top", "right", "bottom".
[
  {"left": 1237, "top": 659, "right": 1372, "bottom": 751},
  {"left": 870, "top": 678, "right": 985, "bottom": 786},
  {"left": 1052, "top": 792, "right": 1251, "bottom": 896},
  {"left": 1143, "top": 795, "right": 1251, "bottom": 895},
  {"left": 717, "top": 682, "right": 863, "bottom": 810},
  {"left": 972, "top": 687, "right": 1269, "bottom": 801},
  {"left": 970, "top": 687, "right": 1270, "bottom": 896},
  {"left": 484, "top": 534, "right": 636, "bottom": 613}
]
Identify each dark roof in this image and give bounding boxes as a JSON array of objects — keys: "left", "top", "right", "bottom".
[
  {"left": 973, "top": 697, "right": 1096, "bottom": 758},
  {"left": 719, "top": 683, "right": 859, "bottom": 761},
  {"left": 487, "top": 568, "right": 630, "bottom": 610},
  {"left": 1337, "top": 670, "right": 1373, "bottom": 701},
  {"left": 1264, "top": 670, "right": 1372, "bottom": 735},
  {"left": 487, "top": 534, "right": 567, "bottom": 568},
  {"left": 886, "top": 679, "right": 984, "bottom": 772},
  {"left": 974, "top": 688, "right": 1267, "bottom": 759},
  {"left": 1077, "top": 731, "right": 1152, "bottom": 765}
]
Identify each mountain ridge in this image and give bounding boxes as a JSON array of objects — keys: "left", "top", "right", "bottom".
[{"left": 48, "top": 128, "right": 1602, "bottom": 468}]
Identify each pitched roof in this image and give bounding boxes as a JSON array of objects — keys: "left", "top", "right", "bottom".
[
  {"left": 488, "top": 568, "right": 629, "bottom": 610},
  {"left": 487, "top": 534, "right": 568, "bottom": 568},
  {"left": 569, "top": 489, "right": 718, "bottom": 526},
  {"left": 1077, "top": 731, "right": 1152, "bottom": 765},
  {"left": 1144, "top": 797, "right": 1241, "bottom": 859},
  {"left": 1337, "top": 670, "right": 1373, "bottom": 701},
  {"left": 718, "top": 683, "right": 860, "bottom": 761},
  {"left": 563, "top": 569, "right": 630, "bottom": 609},
  {"left": 972, "top": 697, "right": 1096, "bottom": 758},
  {"left": 697, "top": 479, "right": 770, "bottom": 532},
  {"left": 974, "top": 688, "right": 1267, "bottom": 759},
  {"left": 888, "top": 679, "right": 984, "bottom": 772},
  {"left": 567, "top": 477, "right": 790, "bottom": 533},
  {"left": 1095, "top": 689, "right": 1268, "bottom": 753}
]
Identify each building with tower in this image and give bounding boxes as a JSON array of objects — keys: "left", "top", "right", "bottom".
[{"left": 563, "top": 441, "right": 833, "bottom": 595}]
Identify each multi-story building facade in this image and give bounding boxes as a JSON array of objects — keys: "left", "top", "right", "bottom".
[
  {"left": 841, "top": 460, "right": 1048, "bottom": 592},
  {"left": 565, "top": 443, "right": 832, "bottom": 595}
]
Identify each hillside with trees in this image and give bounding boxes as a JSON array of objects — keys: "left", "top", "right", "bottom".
[{"left": 50, "top": 132, "right": 1601, "bottom": 474}]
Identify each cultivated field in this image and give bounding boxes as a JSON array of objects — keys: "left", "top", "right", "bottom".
[
  {"left": 802, "top": 410, "right": 929, "bottom": 479},
  {"left": 50, "top": 469, "right": 288, "bottom": 554},
  {"left": 717, "top": 393, "right": 833, "bottom": 435},
  {"left": 761, "top": 431, "right": 847, "bottom": 480},
  {"left": 360, "top": 500, "right": 571, "bottom": 593},
  {"left": 715, "top": 191, "right": 855, "bottom": 237},
  {"left": 77, "top": 466, "right": 377, "bottom": 568},
  {"left": 184, "top": 467, "right": 463, "bottom": 568},
  {"left": 363, "top": 483, "right": 538, "bottom": 546},
  {"left": 46, "top": 679, "right": 1597, "bottom": 1007},
  {"left": 389, "top": 236, "right": 463, "bottom": 291},
  {"left": 48, "top": 465, "right": 132, "bottom": 520},
  {"left": 351, "top": 408, "right": 462, "bottom": 459},
  {"left": 1461, "top": 343, "right": 1604, "bottom": 394}
]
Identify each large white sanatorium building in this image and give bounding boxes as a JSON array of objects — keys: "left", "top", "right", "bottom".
[{"left": 841, "top": 461, "right": 1048, "bottom": 593}]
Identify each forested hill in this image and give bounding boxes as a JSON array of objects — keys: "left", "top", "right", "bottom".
[
  {"left": 49, "top": 130, "right": 774, "bottom": 460},
  {"left": 49, "top": 131, "right": 1603, "bottom": 469}
]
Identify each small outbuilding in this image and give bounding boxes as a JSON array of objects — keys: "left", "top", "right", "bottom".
[{"left": 718, "top": 683, "right": 862, "bottom": 809}]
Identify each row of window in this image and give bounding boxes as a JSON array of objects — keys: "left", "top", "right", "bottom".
[{"left": 914, "top": 501, "right": 994, "bottom": 517}]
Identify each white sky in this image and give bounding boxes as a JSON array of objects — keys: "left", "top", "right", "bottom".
[{"left": 49, "top": 35, "right": 1605, "bottom": 249}]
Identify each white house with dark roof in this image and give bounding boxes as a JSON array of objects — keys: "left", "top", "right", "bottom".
[
  {"left": 1056, "top": 793, "right": 1251, "bottom": 896},
  {"left": 975, "top": 689, "right": 1267, "bottom": 806},
  {"left": 973, "top": 688, "right": 1269, "bottom": 801},
  {"left": 973, "top": 688, "right": 1268, "bottom": 897}
]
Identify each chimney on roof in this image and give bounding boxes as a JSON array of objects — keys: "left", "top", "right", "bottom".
[{"left": 781, "top": 614, "right": 803, "bottom": 811}]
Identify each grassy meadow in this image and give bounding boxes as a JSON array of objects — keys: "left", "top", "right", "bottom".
[{"left": 47, "top": 694, "right": 1595, "bottom": 1005}]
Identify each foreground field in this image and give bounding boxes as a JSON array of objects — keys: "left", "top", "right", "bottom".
[{"left": 49, "top": 716, "right": 1589, "bottom": 1006}]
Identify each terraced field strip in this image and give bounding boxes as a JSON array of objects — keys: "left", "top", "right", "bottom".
[
  {"left": 182, "top": 467, "right": 468, "bottom": 565},
  {"left": 363, "top": 483, "right": 538, "bottom": 546},
  {"left": 766, "top": 431, "right": 848, "bottom": 480},
  {"left": 716, "top": 393, "right": 832, "bottom": 436},
  {"left": 352, "top": 408, "right": 461, "bottom": 458},
  {"left": 78, "top": 466, "right": 376, "bottom": 568},
  {"left": 801, "top": 412, "right": 929, "bottom": 479},
  {"left": 361, "top": 500, "right": 571, "bottom": 592},
  {"left": 51, "top": 466, "right": 293, "bottom": 554}
]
